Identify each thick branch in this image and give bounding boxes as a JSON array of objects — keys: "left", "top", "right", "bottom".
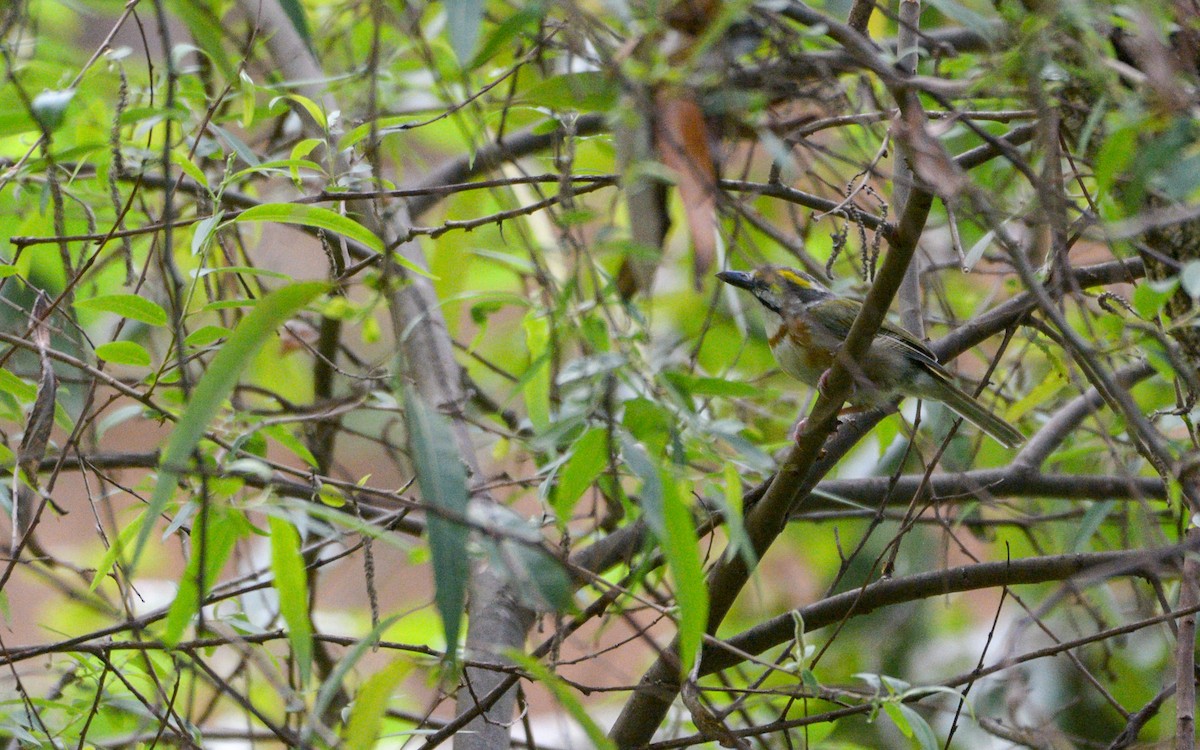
[
  {"left": 609, "top": 62, "right": 938, "bottom": 743},
  {"left": 703, "top": 544, "right": 1194, "bottom": 676},
  {"left": 242, "top": 4, "right": 534, "bottom": 746},
  {"left": 1176, "top": 529, "right": 1199, "bottom": 749}
]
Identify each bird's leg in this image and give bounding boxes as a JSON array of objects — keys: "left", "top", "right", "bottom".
[
  {"left": 816, "top": 372, "right": 873, "bottom": 417},
  {"left": 815, "top": 368, "right": 868, "bottom": 417},
  {"left": 816, "top": 368, "right": 861, "bottom": 405},
  {"left": 790, "top": 416, "right": 806, "bottom": 442},
  {"left": 816, "top": 368, "right": 834, "bottom": 397},
  {"left": 791, "top": 413, "right": 842, "bottom": 443},
  {"left": 794, "top": 367, "right": 885, "bottom": 444}
]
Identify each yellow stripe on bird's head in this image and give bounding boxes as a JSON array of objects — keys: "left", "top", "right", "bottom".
[{"left": 717, "top": 265, "right": 833, "bottom": 313}]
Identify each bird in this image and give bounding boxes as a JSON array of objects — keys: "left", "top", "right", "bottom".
[{"left": 716, "top": 265, "right": 1024, "bottom": 448}]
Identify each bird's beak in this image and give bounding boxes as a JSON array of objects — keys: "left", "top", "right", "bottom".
[{"left": 716, "top": 270, "right": 755, "bottom": 291}]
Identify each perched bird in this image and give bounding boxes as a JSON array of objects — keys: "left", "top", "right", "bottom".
[{"left": 717, "top": 266, "right": 1024, "bottom": 448}]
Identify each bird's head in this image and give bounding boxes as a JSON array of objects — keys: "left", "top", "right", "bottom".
[{"left": 715, "top": 266, "right": 832, "bottom": 314}]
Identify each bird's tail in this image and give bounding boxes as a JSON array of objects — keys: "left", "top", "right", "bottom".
[{"left": 934, "top": 379, "right": 1024, "bottom": 448}]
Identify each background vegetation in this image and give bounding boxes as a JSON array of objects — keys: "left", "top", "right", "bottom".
[{"left": 0, "top": 0, "right": 1198, "bottom": 747}]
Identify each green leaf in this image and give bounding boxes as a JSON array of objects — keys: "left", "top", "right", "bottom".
[
  {"left": 197, "top": 265, "right": 292, "bottom": 280},
  {"left": 89, "top": 510, "right": 147, "bottom": 591},
  {"left": 660, "top": 472, "right": 708, "bottom": 675},
  {"left": 1095, "top": 124, "right": 1138, "bottom": 200},
  {"left": 168, "top": 0, "right": 236, "bottom": 80},
  {"left": 343, "top": 659, "right": 410, "bottom": 748},
  {"left": 509, "top": 653, "right": 616, "bottom": 750},
  {"left": 446, "top": 0, "right": 485, "bottom": 65},
  {"left": 475, "top": 508, "right": 574, "bottom": 612},
  {"left": 622, "top": 438, "right": 665, "bottom": 536},
  {"left": 0, "top": 370, "right": 36, "bottom": 402},
  {"left": 275, "top": 0, "right": 314, "bottom": 54},
  {"left": 1143, "top": 335, "right": 1177, "bottom": 380},
  {"left": 270, "top": 94, "right": 327, "bottom": 132},
  {"left": 720, "top": 463, "right": 755, "bottom": 565},
  {"left": 554, "top": 427, "right": 608, "bottom": 519},
  {"left": 623, "top": 438, "right": 708, "bottom": 675},
  {"left": 0, "top": 265, "right": 17, "bottom": 278},
  {"left": 317, "top": 485, "right": 346, "bottom": 508},
  {"left": 163, "top": 508, "right": 243, "bottom": 644},
  {"left": 77, "top": 294, "right": 168, "bottom": 327},
  {"left": 242, "top": 75, "right": 257, "bottom": 129},
  {"left": 210, "top": 123, "right": 262, "bottom": 166},
  {"left": 290, "top": 139, "right": 323, "bottom": 185},
  {"left": 202, "top": 299, "right": 258, "bottom": 312},
  {"left": 402, "top": 384, "right": 470, "bottom": 660},
  {"left": 894, "top": 704, "right": 939, "bottom": 750},
  {"left": 1006, "top": 366, "right": 1067, "bottom": 421},
  {"left": 30, "top": 89, "right": 75, "bottom": 132},
  {"left": 227, "top": 158, "right": 325, "bottom": 181},
  {"left": 270, "top": 516, "right": 313, "bottom": 684},
  {"left": 262, "top": 423, "right": 319, "bottom": 468},
  {"left": 306, "top": 614, "right": 402, "bottom": 745},
  {"left": 523, "top": 312, "right": 552, "bottom": 431},
  {"left": 662, "top": 372, "right": 761, "bottom": 399},
  {"left": 234, "top": 202, "right": 383, "bottom": 250},
  {"left": 94, "top": 341, "right": 151, "bottom": 367},
  {"left": 922, "top": 0, "right": 998, "bottom": 36},
  {"left": 135, "top": 282, "right": 327, "bottom": 570},
  {"left": 513, "top": 544, "right": 574, "bottom": 612},
  {"left": 1133, "top": 278, "right": 1179, "bottom": 319},
  {"left": 1182, "top": 261, "right": 1200, "bottom": 299},
  {"left": 1071, "top": 500, "right": 1116, "bottom": 553},
  {"left": 470, "top": 4, "right": 545, "bottom": 68},
  {"left": 338, "top": 116, "right": 420, "bottom": 151},
  {"left": 518, "top": 72, "right": 619, "bottom": 112},
  {"left": 962, "top": 229, "right": 996, "bottom": 272},
  {"left": 0, "top": 109, "right": 37, "bottom": 139},
  {"left": 184, "top": 325, "right": 231, "bottom": 347},
  {"left": 883, "top": 702, "right": 911, "bottom": 737},
  {"left": 172, "top": 151, "right": 209, "bottom": 189},
  {"left": 191, "top": 212, "right": 224, "bottom": 256},
  {"left": 623, "top": 398, "right": 673, "bottom": 456}
]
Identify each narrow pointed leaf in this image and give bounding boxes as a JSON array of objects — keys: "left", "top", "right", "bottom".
[
  {"left": 76, "top": 294, "right": 168, "bottom": 326},
  {"left": 306, "top": 614, "right": 402, "bottom": 746},
  {"left": 446, "top": 0, "right": 485, "bottom": 65},
  {"left": 343, "top": 659, "right": 411, "bottom": 747},
  {"left": 509, "top": 653, "right": 616, "bottom": 750},
  {"left": 135, "top": 282, "right": 326, "bottom": 570},
  {"left": 95, "top": 341, "right": 152, "bottom": 367},
  {"left": 235, "top": 203, "right": 380, "bottom": 249},
  {"left": 270, "top": 516, "right": 313, "bottom": 684},
  {"left": 623, "top": 436, "right": 708, "bottom": 675},
  {"left": 234, "top": 204, "right": 432, "bottom": 277},
  {"left": 163, "top": 509, "right": 242, "bottom": 644},
  {"left": 89, "top": 510, "right": 146, "bottom": 591},
  {"left": 402, "top": 385, "right": 470, "bottom": 660},
  {"left": 554, "top": 427, "right": 608, "bottom": 519},
  {"left": 522, "top": 312, "right": 551, "bottom": 431},
  {"left": 660, "top": 473, "right": 708, "bottom": 675}
]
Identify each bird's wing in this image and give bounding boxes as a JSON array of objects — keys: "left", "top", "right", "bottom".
[
  {"left": 810, "top": 301, "right": 944, "bottom": 371},
  {"left": 876, "top": 320, "right": 946, "bottom": 374},
  {"left": 800, "top": 299, "right": 858, "bottom": 340}
]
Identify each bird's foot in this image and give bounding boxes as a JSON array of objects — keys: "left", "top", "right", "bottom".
[
  {"left": 791, "top": 415, "right": 843, "bottom": 444},
  {"left": 790, "top": 418, "right": 807, "bottom": 443},
  {"left": 817, "top": 369, "right": 865, "bottom": 406},
  {"left": 816, "top": 368, "right": 833, "bottom": 397}
]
